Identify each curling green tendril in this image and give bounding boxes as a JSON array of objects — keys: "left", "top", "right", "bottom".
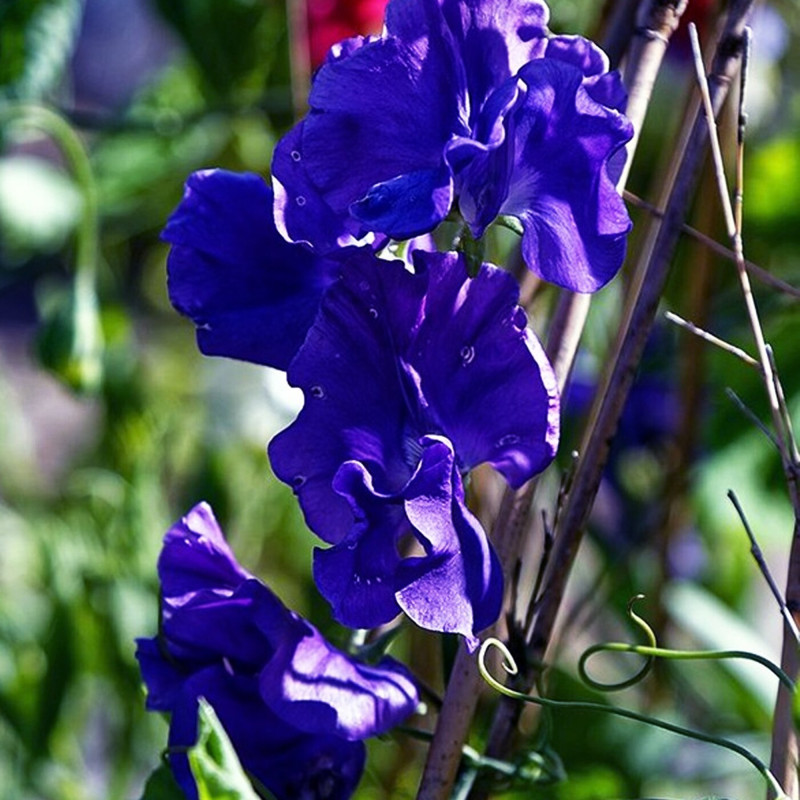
[
  {"left": 578, "top": 594, "right": 795, "bottom": 692},
  {"left": 478, "top": 626, "right": 791, "bottom": 799}
]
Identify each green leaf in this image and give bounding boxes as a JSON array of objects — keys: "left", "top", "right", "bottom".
[
  {"left": 139, "top": 763, "right": 186, "bottom": 800},
  {"left": 188, "top": 699, "right": 260, "bottom": 800}
]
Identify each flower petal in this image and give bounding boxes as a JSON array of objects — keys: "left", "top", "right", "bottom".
[
  {"left": 314, "top": 460, "right": 405, "bottom": 628},
  {"left": 159, "top": 501, "right": 250, "bottom": 598},
  {"left": 410, "top": 251, "right": 560, "bottom": 487},
  {"left": 502, "top": 57, "right": 633, "bottom": 292},
  {"left": 273, "top": 18, "right": 465, "bottom": 249},
  {"left": 163, "top": 170, "right": 338, "bottom": 370},
  {"left": 165, "top": 664, "right": 367, "bottom": 800},
  {"left": 350, "top": 164, "right": 453, "bottom": 240},
  {"left": 437, "top": 0, "right": 550, "bottom": 111},
  {"left": 268, "top": 252, "right": 425, "bottom": 544},
  {"left": 395, "top": 436, "right": 503, "bottom": 647},
  {"left": 313, "top": 438, "right": 503, "bottom": 644},
  {"left": 260, "top": 615, "right": 418, "bottom": 740}
]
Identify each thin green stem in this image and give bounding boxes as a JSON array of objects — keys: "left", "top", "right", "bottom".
[
  {"left": 0, "top": 103, "right": 98, "bottom": 281},
  {"left": 478, "top": 638, "right": 790, "bottom": 800},
  {"left": 577, "top": 595, "right": 795, "bottom": 692}
]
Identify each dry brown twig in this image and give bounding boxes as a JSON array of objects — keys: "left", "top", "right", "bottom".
[{"left": 688, "top": 22, "right": 800, "bottom": 799}]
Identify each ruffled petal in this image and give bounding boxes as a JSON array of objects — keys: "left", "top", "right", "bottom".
[
  {"left": 438, "top": 0, "right": 550, "bottom": 112},
  {"left": 410, "top": 251, "right": 559, "bottom": 486},
  {"left": 163, "top": 170, "right": 337, "bottom": 370},
  {"left": 502, "top": 57, "right": 633, "bottom": 292},
  {"left": 395, "top": 436, "right": 503, "bottom": 647},
  {"left": 260, "top": 615, "right": 418, "bottom": 740},
  {"left": 545, "top": 35, "right": 628, "bottom": 111},
  {"left": 313, "top": 438, "right": 503, "bottom": 644},
  {"left": 314, "top": 460, "right": 405, "bottom": 628},
  {"left": 450, "top": 76, "right": 526, "bottom": 234}
]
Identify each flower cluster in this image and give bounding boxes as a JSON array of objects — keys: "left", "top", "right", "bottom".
[
  {"left": 164, "top": 169, "right": 559, "bottom": 647},
  {"left": 137, "top": 503, "right": 418, "bottom": 800},
  {"left": 274, "top": 0, "right": 632, "bottom": 291},
  {"left": 145, "top": 0, "right": 633, "bottom": 795}
]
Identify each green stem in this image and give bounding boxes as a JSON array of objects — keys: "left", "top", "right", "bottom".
[
  {"left": 577, "top": 595, "right": 796, "bottom": 693},
  {"left": 478, "top": 638, "right": 790, "bottom": 800},
  {"left": 0, "top": 103, "right": 99, "bottom": 283}
]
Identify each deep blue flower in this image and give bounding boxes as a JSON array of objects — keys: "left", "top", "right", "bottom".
[
  {"left": 272, "top": 0, "right": 633, "bottom": 292},
  {"left": 136, "top": 502, "right": 418, "bottom": 800},
  {"left": 268, "top": 249, "right": 559, "bottom": 646}
]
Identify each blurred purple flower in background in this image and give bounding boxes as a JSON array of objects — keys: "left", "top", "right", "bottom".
[
  {"left": 136, "top": 503, "right": 418, "bottom": 800},
  {"left": 273, "top": 0, "right": 633, "bottom": 291}
]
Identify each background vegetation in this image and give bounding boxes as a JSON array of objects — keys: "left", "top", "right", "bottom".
[{"left": 1, "top": 1, "right": 799, "bottom": 798}]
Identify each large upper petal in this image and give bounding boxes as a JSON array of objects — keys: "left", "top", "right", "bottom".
[
  {"left": 163, "top": 170, "right": 338, "bottom": 370},
  {"left": 501, "top": 57, "right": 633, "bottom": 292},
  {"left": 273, "top": 10, "right": 467, "bottom": 249},
  {"left": 409, "top": 251, "right": 559, "bottom": 487},
  {"left": 269, "top": 250, "right": 560, "bottom": 543}
]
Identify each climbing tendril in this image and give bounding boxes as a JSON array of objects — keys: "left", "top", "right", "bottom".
[
  {"left": 577, "top": 595, "right": 795, "bottom": 693},
  {"left": 477, "top": 629, "right": 790, "bottom": 799}
]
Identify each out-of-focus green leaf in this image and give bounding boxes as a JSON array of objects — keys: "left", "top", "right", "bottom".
[
  {"left": 139, "top": 763, "right": 185, "bottom": 800},
  {"left": 664, "top": 581, "right": 779, "bottom": 715},
  {"left": 153, "top": 0, "right": 277, "bottom": 98},
  {"left": 747, "top": 136, "right": 800, "bottom": 238},
  {"left": 29, "top": 600, "right": 74, "bottom": 756},
  {"left": 0, "top": 0, "right": 84, "bottom": 101},
  {"left": 188, "top": 699, "right": 260, "bottom": 800}
]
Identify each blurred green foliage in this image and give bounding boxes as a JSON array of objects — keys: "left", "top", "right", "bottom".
[{"left": 1, "top": 1, "right": 799, "bottom": 799}]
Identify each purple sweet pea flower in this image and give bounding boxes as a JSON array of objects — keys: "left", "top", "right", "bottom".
[
  {"left": 268, "top": 249, "right": 559, "bottom": 646},
  {"left": 273, "top": 0, "right": 633, "bottom": 292},
  {"left": 162, "top": 169, "right": 339, "bottom": 371},
  {"left": 136, "top": 502, "right": 418, "bottom": 800}
]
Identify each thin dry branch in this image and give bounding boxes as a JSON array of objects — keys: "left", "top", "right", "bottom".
[
  {"left": 664, "top": 310, "right": 759, "bottom": 367},
  {"left": 688, "top": 24, "right": 800, "bottom": 798},
  {"left": 623, "top": 190, "right": 800, "bottom": 300},
  {"left": 504, "top": 0, "right": 756, "bottom": 761}
]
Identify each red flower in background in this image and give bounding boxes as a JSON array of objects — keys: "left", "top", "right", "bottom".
[{"left": 307, "top": 0, "right": 387, "bottom": 66}]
